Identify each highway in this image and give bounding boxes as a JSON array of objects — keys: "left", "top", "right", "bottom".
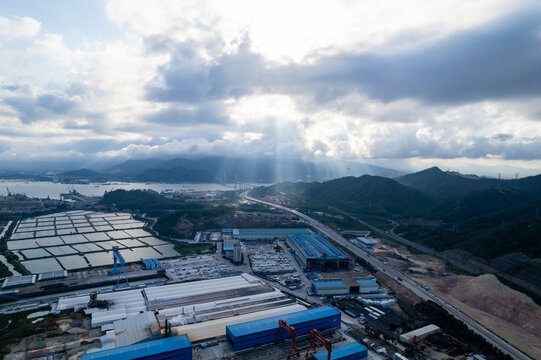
[{"left": 243, "top": 195, "right": 531, "bottom": 360}]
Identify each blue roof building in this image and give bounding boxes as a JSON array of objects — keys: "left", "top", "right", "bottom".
[
  {"left": 286, "top": 234, "right": 350, "bottom": 271},
  {"left": 81, "top": 335, "right": 192, "bottom": 360},
  {"left": 226, "top": 306, "right": 341, "bottom": 351},
  {"left": 222, "top": 228, "right": 313, "bottom": 241},
  {"left": 312, "top": 342, "right": 368, "bottom": 360}
]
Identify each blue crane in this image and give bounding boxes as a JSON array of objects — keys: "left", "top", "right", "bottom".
[{"left": 108, "top": 246, "right": 129, "bottom": 288}]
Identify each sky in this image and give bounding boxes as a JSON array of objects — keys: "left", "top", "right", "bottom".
[{"left": 0, "top": 0, "right": 540, "bottom": 177}]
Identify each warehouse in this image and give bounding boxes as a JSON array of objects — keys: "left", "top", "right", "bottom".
[
  {"left": 144, "top": 274, "right": 271, "bottom": 309},
  {"left": 311, "top": 280, "right": 349, "bottom": 296},
  {"left": 222, "top": 228, "right": 313, "bottom": 241},
  {"left": 2, "top": 275, "right": 36, "bottom": 289},
  {"left": 170, "top": 304, "right": 306, "bottom": 341},
  {"left": 286, "top": 234, "right": 350, "bottom": 271},
  {"left": 59, "top": 273, "right": 307, "bottom": 353},
  {"left": 355, "top": 237, "right": 377, "bottom": 249},
  {"left": 226, "top": 306, "right": 341, "bottom": 351},
  {"left": 400, "top": 324, "right": 440, "bottom": 343},
  {"left": 312, "top": 342, "right": 368, "bottom": 360},
  {"left": 311, "top": 273, "right": 379, "bottom": 296},
  {"left": 82, "top": 335, "right": 192, "bottom": 360}
]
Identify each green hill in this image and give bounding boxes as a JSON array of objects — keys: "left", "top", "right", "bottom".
[
  {"left": 397, "top": 167, "right": 541, "bottom": 197},
  {"left": 428, "top": 189, "right": 535, "bottom": 222},
  {"left": 251, "top": 175, "right": 541, "bottom": 260},
  {"left": 251, "top": 175, "right": 437, "bottom": 217}
]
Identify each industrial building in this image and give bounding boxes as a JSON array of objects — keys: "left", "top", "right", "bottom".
[
  {"left": 223, "top": 238, "right": 240, "bottom": 257},
  {"left": 2, "top": 274, "right": 36, "bottom": 289},
  {"left": 312, "top": 342, "right": 368, "bottom": 360},
  {"left": 233, "top": 242, "right": 242, "bottom": 263},
  {"left": 222, "top": 228, "right": 313, "bottom": 241},
  {"left": 286, "top": 234, "right": 350, "bottom": 271},
  {"left": 141, "top": 258, "right": 161, "bottom": 270},
  {"left": 82, "top": 335, "right": 192, "bottom": 360},
  {"left": 355, "top": 237, "right": 377, "bottom": 249},
  {"left": 311, "top": 273, "right": 379, "bottom": 296},
  {"left": 37, "top": 270, "right": 67, "bottom": 281},
  {"left": 399, "top": 324, "right": 440, "bottom": 343},
  {"left": 226, "top": 306, "right": 341, "bottom": 351},
  {"left": 56, "top": 273, "right": 310, "bottom": 353}
]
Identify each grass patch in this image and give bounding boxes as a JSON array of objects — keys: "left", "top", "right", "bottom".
[
  {"left": 0, "top": 262, "right": 12, "bottom": 279},
  {"left": 0, "top": 310, "right": 43, "bottom": 358},
  {"left": 173, "top": 242, "right": 214, "bottom": 256},
  {"left": 0, "top": 221, "right": 29, "bottom": 276}
]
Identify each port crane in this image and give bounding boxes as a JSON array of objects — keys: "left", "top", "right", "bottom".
[
  {"left": 277, "top": 320, "right": 300, "bottom": 359},
  {"left": 305, "top": 329, "right": 332, "bottom": 360},
  {"left": 108, "top": 246, "right": 129, "bottom": 288}
]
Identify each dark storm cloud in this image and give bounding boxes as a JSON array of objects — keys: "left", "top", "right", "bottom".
[
  {"left": 4, "top": 93, "right": 77, "bottom": 123},
  {"left": 147, "top": 8, "right": 541, "bottom": 106},
  {"left": 492, "top": 133, "right": 513, "bottom": 141},
  {"left": 2, "top": 89, "right": 106, "bottom": 125}
]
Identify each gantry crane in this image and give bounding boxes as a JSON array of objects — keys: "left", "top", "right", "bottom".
[
  {"left": 108, "top": 246, "right": 129, "bottom": 288},
  {"left": 277, "top": 320, "right": 300, "bottom": 359},
  {"left": 305, "top": 329, "right": 332, "bottom": 360}
]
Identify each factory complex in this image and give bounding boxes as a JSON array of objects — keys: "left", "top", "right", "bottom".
[
  {"left": 0, "top": 209, "right": 455, "bottom": 360},
  {"left": 56, "top": 274, "right": 306, "bottom": 350},
  {"left": 52, "top": 272, "right": 371, "bottom": 360}
]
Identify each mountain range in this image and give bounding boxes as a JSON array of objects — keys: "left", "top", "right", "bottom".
[
  {"left": 249, "top": 167, "right": 541, "bottom": 262},
  {"left": 53, "top": 156, "right": 402, "bottom": 183}
]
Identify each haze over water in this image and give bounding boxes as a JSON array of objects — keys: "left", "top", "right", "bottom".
[{"left": 0, "top": 180, "right": 233, "bottom": 199}]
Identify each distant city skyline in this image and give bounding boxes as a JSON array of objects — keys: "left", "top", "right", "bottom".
[{"left": 1, "top": 0, "right": 540, "bottom": 177}]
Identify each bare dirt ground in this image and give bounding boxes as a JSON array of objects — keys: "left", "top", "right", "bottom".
[
  {"left": 6, "top": 314, "right": 100, "bottom": 360},
  {"left": 373, "top": 241, "right": 541, "bottom": 359}
]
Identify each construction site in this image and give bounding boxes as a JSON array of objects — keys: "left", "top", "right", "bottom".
[{"left": 368, "top": 240, "right": 541, "bottom": 359}]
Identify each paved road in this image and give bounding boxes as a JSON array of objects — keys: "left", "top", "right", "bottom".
[{"left": 243, "top": 195, "right": 531, "bottom": 360}]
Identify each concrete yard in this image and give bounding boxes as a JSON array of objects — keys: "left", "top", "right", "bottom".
[{"left": 7, "top": 210, "right": 181, "bottom": 273}]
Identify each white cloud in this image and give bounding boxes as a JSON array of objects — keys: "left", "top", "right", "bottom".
[
  {"left": 0, "top": 0, "right": 540, "bottom": 177},
  {"left": 0, "top": 16, "right": 41, "bottom": 39},
  {"left": 29, "top": 34, "right": 73, "bottom": 66},
  {"left": 105, "top": 0, "right": 518, "bottom": 62}
]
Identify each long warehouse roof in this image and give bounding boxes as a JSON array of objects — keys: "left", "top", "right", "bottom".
[
  {"left": 226, "top": 306, "right": 340, "bottom": 338},
  {"left": 222, "top": 228, "right": 313, "bottom": 238},
  {"left": 82, "top": 335, "right": 191, "bottom": 360},
  {"left": 312, "top": 342, "right": 367, "bottom": 360},
  {"left": 172, "top": 304, "right": 306, "bottom": 341},
  {"left": 287, "top": 234, "right": 347, "bottom": 260},
  {"left": 144, "top": 273, "right": 262, "bottom": 302}
]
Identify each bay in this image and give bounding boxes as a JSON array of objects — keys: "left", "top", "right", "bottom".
[{"left": 0, "top": 180, "right": 234, "bottom": 199}]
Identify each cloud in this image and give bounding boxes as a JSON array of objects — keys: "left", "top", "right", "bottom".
[
  {"left": 147, "top": 8, "right": 541, "bottom": 109},
  {"left": 0, "top": 16, "right": 41, "bottom": 39},
  {"left": 145, "top": 102, "right": 230, "bottom": 125},
  {"left": 492, "top": 133, "right": 513, "bottom": 141},
  {"left": 1, "top": 0, "right": 540, "bottom": 175},
  {"left": 29, "top": 34, "right": 73, "bottom": 66},
  {"left": 4, "top": 93, "right": 78, "bottom": 123}
]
